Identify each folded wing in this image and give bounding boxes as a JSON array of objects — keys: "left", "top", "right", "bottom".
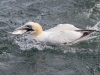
[
  {"left": 47, "top": 30, "right": 83, "bottom": 44},
  {"left": 47, "top": 30, "right": 98, "bottom": 44}
]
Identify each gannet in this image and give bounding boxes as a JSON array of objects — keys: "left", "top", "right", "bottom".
[{"left": 10, "top": 22, "right": 99, "bottom": 44}]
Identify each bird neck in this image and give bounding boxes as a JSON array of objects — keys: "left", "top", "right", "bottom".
[
  {"left": 31, "top": 28, "right": 43, "bottom": 37},
  {"left": 36, "top": 28, "right": 43, "bottom": 35}
]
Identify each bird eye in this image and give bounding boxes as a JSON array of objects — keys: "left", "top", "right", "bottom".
[{"left": 25, "top": 25, "right": 34, "bottom": 31}]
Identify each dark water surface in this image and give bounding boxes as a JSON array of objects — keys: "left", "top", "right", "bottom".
[{"left": 0, "top": 0, "right": 100, "bottom": 75}]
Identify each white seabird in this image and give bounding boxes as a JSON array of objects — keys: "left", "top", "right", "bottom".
[{"left": 10, "top": 22, "right": 99, "bottom": 45}]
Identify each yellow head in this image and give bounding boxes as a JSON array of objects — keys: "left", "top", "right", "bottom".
[{"left": 11, "top": 22, "right": 43, "bottom": 36}]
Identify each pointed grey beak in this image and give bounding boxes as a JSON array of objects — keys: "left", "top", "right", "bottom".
[{"left": 10, "top": 25, "right": 34, "bottom": 35}]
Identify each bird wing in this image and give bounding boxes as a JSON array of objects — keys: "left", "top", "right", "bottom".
[
  {"left": 46, "top": 29, "right": 98, "bottom": 44},
  {"left": 45, "top": 24, "right": 80, "bottom": 32},
  {"left": 46, "top": 30, "right": 83, "bottom": 44}
]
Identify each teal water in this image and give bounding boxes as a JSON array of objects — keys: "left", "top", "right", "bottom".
[{"left": 0, "top": 0, "right": 100, "bottom": 75}]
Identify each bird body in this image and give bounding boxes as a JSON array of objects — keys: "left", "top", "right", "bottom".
[{"left": 10, "top": 22, "right": 99, "bottom": 45}]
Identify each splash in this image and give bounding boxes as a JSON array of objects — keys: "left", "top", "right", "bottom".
[
  {"left": 15, "top": 34, "right": 53, "bottom": 51},
  {"left": 86, "top": 21, "right": 100, "bottom": 30},
  {"left": 85, "top": 21, "right": 100, "bottom": 41}
]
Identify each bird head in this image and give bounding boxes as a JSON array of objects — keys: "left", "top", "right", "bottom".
[{"left": 10, "top": 22, "right": 43, "bottom": 36}]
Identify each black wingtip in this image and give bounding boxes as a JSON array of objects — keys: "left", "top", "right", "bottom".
[{"left": 76, "top": 30, "right": 100, "bottom": 38}]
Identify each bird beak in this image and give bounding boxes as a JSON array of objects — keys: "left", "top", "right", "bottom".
[{"left": 9, "top": 25, "right": 34, "bottom": 35}]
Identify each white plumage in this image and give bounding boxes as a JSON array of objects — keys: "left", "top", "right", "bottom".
[{"left": 10, "top": 22, "right": 98, "bottom": 45}]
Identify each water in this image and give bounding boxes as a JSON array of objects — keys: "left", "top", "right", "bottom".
[{"left": 0, "top": 0, "right": 100, "bottom": 75}]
